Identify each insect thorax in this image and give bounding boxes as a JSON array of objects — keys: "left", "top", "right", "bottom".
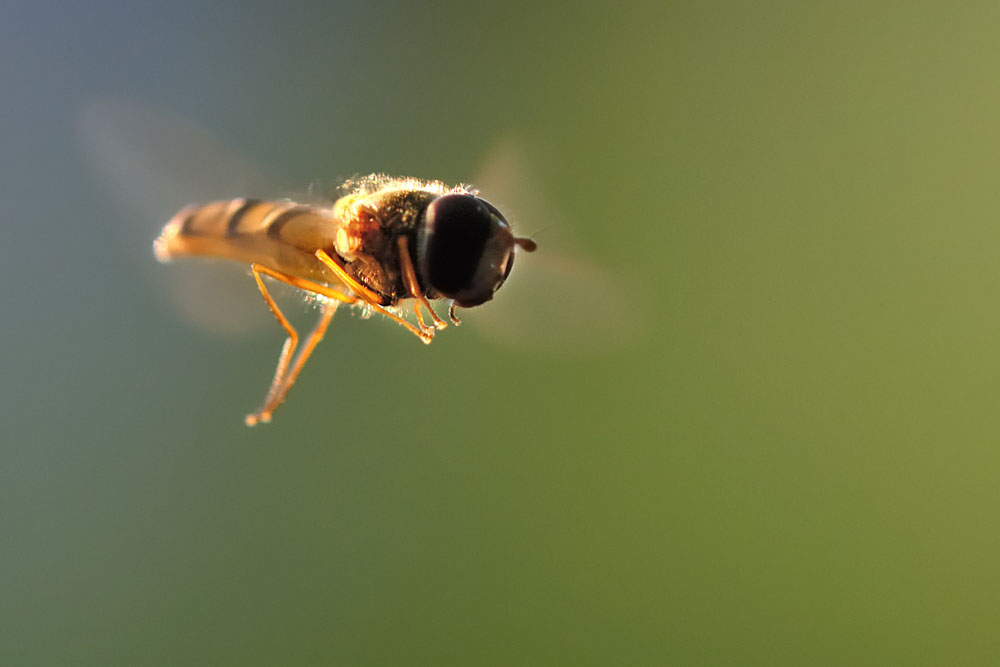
[{"left": 334, "top": 187, "right": 441, "bottom": 304}]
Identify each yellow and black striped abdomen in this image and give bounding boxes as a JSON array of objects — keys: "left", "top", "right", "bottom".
[{"left": 154, "top": 198, "right": 342, "bottom": 284}]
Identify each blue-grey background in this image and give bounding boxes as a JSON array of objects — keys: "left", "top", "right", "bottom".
[{"left": 3, "top": 1, "right": 1000, "bottom": 664}]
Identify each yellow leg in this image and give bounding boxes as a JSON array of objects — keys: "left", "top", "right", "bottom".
[
  {"left": 245, "top": 264, "right": 354, "bottom": 426},
  {"left": 397, "top": 236, "right": 447, "bottom": 332},
  {"left": 246, "top": 265, "right": 299, "bottom": 426},
  {"left": 314, "top": 249, "right": 433, "bottom": 344},
  {"left": 275, "top": 305, "right": 336, "bottom": 413},
  {"left": 246, "top": 305, "right": 337, "bottom": 426},
  {"left": 251, "top": 263, "right": 359, "bottom": 306},
  {"left": 448, "top": 301, "right": 462, "bottom": 326}
]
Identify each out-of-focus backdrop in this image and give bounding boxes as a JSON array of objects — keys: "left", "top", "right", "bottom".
[{"left": 4, "top": 1, "right": 1000, "bottom": 664}]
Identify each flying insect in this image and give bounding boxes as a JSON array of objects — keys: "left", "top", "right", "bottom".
[{"left": 154, "top": 176, "right": 536, "bottom": 425}]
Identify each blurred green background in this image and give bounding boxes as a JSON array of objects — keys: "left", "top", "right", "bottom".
[{"left": 4, "top": 1, "right": 1000, "bottom": 664}]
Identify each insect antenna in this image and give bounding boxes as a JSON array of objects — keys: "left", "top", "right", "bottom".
[
  {"left": 512, "top": 221, "right": 558, "bottom": 252},
  {"left": 514, "top": 237, "right": 537, "bottom": 252}
]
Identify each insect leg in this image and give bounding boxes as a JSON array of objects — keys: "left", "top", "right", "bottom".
[
  {"left": 267, "top": 303, "right": 336, "bottom": 415},
  {"left": 448, "top": 301, "right": 462, "bottom": 326},
  {"left": 245, "top": 264, "right": 356, "bottom": 426},
  {"left": 246, "top": 264, "right": 300, "bottom": 426},
  {"left": 397, "top": 236, "right": 448, "bottom": 333},
  {"left": 251, "top": 264, "right": 360, "bottom": 306},
  {"left": 314, "top": 249, "right": 434, "bottom": 344},
  {"left": 246, "top": 304, "right": 337, "bottom": 426}
]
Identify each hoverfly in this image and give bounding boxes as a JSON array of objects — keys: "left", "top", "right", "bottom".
[
  {"left": 80, "top": 99, "right": 644, "bottom": 426},
  {"left": 154, "top": 177, "right": 536, "bottom": 425}
]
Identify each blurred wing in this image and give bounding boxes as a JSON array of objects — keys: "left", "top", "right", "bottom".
[
  {"left": 464, "top": 138, "right": 648, "bottom": 350},
  {"left": 79, "top": 97, "right": 289, "bottom": 335}
]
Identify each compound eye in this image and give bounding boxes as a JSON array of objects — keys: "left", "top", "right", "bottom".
[{"left": 419, "top": 194, "right": 515, "bottom": 307}]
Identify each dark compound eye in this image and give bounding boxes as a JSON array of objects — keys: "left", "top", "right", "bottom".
[{"left": 418, "top": 194, "right": 516, "bottom": 307}]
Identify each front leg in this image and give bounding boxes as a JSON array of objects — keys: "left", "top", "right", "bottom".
[{"left": 397, "top": 235, "right": 448, "bottom": 335}]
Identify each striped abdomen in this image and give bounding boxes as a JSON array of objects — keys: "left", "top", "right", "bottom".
[{"left": 154, "top": 199, "right": 341, "bottom": 284}]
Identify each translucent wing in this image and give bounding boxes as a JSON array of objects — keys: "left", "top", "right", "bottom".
[
  {"left": 463, "top": 138, "right": 648, "bottom": 350},
  {"left": 79, "top": 97, "right": 287, "bottom": 335}
]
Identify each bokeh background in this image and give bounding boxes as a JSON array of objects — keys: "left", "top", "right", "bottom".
[{"left": 4, "top": 1, "right": 1000, "bottom": 664}]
